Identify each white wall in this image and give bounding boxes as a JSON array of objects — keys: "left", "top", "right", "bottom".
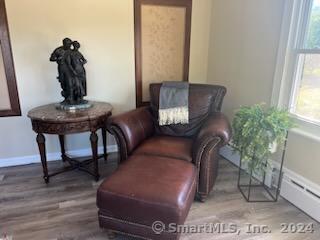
[
  {"left": 189, "top": 0, "right": 212, "bottom": 83},
  {"left": 0, "top": 0, "right": 212, "bottom": 161},
  {"left": 208, "top": 0, "right": 320, "bottom": 185},
  {"left": 208, "top": 0, "right": 284, "bottom": 119}
]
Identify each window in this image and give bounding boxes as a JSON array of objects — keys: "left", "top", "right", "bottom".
[{"left": 289, "top": 0, "right": 320, "bottom": 124}]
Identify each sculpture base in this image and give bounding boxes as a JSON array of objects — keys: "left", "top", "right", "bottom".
[{"left": 56, "top": 100, "right": 93, "bottom": 111}]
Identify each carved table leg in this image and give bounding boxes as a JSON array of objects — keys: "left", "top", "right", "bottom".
[
  {"left": 102, "top": 127, "right": 108, "bottom": 161},
  {"left": 36, "top": 133, "right": 49, "bottom": 183},
  {"left": 59, "top": 135, "right": 67, "bottom": 162},
  {"left": 90, "top": 131, "right": 100, "bottom": 181}
]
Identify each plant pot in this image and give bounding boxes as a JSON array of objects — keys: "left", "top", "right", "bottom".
[{"left": 269, "top": 141, "right": 278, "bottom": 154}]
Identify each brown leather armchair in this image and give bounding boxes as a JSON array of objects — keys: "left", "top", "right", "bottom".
[{"left": 108, "top": 83, "right": 231, "bottom": 201}]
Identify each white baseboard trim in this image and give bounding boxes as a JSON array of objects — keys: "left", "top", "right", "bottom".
[
  {"left": 0, "top": 145, "right": 118, "bottom": 168},
  {"left": 220, "top": 145, "right": 320, "bottom": 222}
]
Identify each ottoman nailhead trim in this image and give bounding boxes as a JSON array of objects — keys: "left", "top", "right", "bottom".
[
  {"left": 109, "top": 229, "right": 152, "bottom": 240},
  {"left": 100, "top": 214, "right": 153, "bottom": 229},
  {"left": 99, "top": 214, "right": 173, "bottom": 234}
]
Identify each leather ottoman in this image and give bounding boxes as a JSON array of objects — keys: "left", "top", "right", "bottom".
[{"left": 97, "top": 154, "right": 197, "bottom": 240}]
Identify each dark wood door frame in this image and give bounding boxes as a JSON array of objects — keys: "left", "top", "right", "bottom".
[
  {"left": 134, "top": 0, "right": 192, "bottom": 107},
  {"left": 0, "top": 0, "right": 21, "bottom": 117}
]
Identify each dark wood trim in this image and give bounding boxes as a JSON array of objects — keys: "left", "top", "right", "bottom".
[
  {"left": 0, "top": 0, "right": 21, "bottom": 117},
  {"left": 134, "top": 0, "right": 142, "bottom": 108},
  {"left": 183, "top": 0, "right": 192, "bottom": 83},
  {"left": 134, "top": 0, "right": 192, "bottom": 107}
]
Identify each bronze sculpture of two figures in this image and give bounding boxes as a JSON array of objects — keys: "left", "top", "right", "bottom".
[{"left": 50, "top": 38, "right": 91, "bottom": 109}]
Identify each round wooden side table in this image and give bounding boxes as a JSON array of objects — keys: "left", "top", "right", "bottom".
[{"left": 28, "top": 101, "right": 112, "bottom": 183}]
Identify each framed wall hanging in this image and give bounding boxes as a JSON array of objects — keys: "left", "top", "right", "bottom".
[
  {"left": 0, "top": 0, "right": 20, "bottom": 117},
  {"left": 134, "top": 0, "right": 192, "bottom": 107}
]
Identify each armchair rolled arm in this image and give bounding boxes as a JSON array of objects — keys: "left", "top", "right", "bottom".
[
  {"left": 108, "top": 107, "right": 154, "bottom": 161},
  {"left": 195, "top": 112, "right": 231, "bottom": 146},
  {"left": 192, "top": 113, "right": 231, "bottom": 201}
]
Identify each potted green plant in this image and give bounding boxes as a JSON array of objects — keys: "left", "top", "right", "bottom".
[{"left": 232, "top": 104, "right": 295, "bottom": 202}]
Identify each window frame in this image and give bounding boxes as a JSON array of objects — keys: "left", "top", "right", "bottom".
[{"left": 272, "top": 0, "right": 320, "bottom": 136}]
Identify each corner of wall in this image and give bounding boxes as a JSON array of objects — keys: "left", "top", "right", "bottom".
[{"left": 205, "top": 0, "right": 215, "bottom": 84}]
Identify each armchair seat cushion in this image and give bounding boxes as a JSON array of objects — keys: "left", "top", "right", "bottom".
[
  {"left": 97, "top": 154, "right": 197, "bottom": 240},
  {"left": 134, "top": 136, "right": 193, "bottom": 162}
]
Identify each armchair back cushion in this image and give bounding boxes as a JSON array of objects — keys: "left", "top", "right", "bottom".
[{"left": 149, "top": 83, "right": 226, "bottom": 137}]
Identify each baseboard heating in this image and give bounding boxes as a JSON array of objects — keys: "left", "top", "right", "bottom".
[
  {"left": 306, "top": 189, "right": 320, "bottom": 200},
  {"left": 220, "top": 145, "right": 320, "bottom": 222},
  {"left": 280, "top": 171, "right": 320, "bottom": 222}
]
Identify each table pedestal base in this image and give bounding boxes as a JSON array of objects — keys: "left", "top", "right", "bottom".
[
  {"left": 36, "top": 131, "right": 107, "bottom": 183},
  {"left": 45, "top": 154, "right": 106, "bottom": 183}
]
